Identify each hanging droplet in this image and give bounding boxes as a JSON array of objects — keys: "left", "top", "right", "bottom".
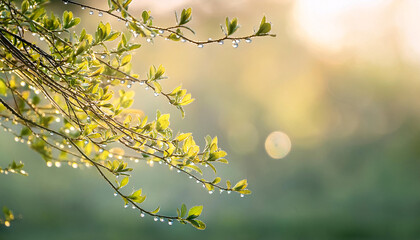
[
  {"left": 189, "top": 176, "right": 193, "bottom": 179},
  {"left": 197, "top": 44, "right": 204, "bottom": 48},
  {"left": 209, "top": 191, "right": 213, "bottom": 194},
  {"left": 145, "top": 86, "right": 149, "bottom": 90},
  {"left": 168, "top": 219, "right": 173, "bottom": 226},
  {"left": 154, "top": 217, "right": 158, "bottom": 221},
  {"left": 177, "top": 170, "right": 181, "bottom": 173},
  {"left": 160, "top": 218, "right": 164, "bottom": 222},
  {"left": 218, "top": 40, "right": 224, "bottom": 45},
  {"left": 158, "top": 29, "right": 164, "bottom": 34},
  {"left": 72, "top": 163, "right": 78, "bottom": 168},
  {"left": 127, "top": 84, "right": 132, "bottom": 88},
  {"left": 139, "top": 81, "right": 145, "bottom": 85},
  {"left": 232, "top": 41, "right": 238, "bottom": 48},
  {"left": 113, "top": 192, "right": 117, "bottom": 196},
  {"left": 245, "top": 38, "right": 252, "bottom": 43},
  {"left": 235, "top": 39, "right": 241, "bottom": 43},
  {"left": 154, "top": 92, "right": 159, "bottom": 97},
  {"left": 181, "top": 38, "right": 186, "bottom": 43},
  {"left": 98, "top": 12, "right": 103, "bottom": 17},
  {"left": 140, "top": 212, "right": 145, "bottom": 217},
  {"left": 89, "top": 10, "right": 94, "bottom": 15},
  {"left": 47, "top": 161, "right": 53, "bottom": 167},
  {"left": 55, "top": 117, "right": 61, "bottom": 122},
  {"left": 196, "top": 180, "right": 200, "bottom": 183},
  {"left": 219, "top": 189, "right": 224, "bottom": 194},
  {"left": 101, "top": 54, "right": 106, "bottom": 59},
  {"left": 227, "top": 190, "right": 231, "bottom": 194},
  {"left": 124, "top": 204, "right": 129, "bottom": 208},
  {"left": 63, "top": 0, "right": 68, "bottom": 4},
  {"left": 202, "top": 184, "right": 206, "bottom": 188},
  {"left": 81, "top": 6, "right": 85, "bottom": 10},
  {"left": 240, "top": 194, "right": 244, "bottom": 198},
  {"left": 132, "top": 205, "right": 136, "bottom": 209},
  {"left": 99, "top": 148, "right": 104, "bottom": 153},
  {"left": 120, "top": 80, "right": 125, "bottom": 84},
  {"left": 84, "top": 140, "right": 89, "bottom": 145},
  {"left": 39, "top": 36, "right": 45, "bottom": 41}
]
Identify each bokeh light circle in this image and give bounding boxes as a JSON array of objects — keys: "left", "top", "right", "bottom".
[{"left": 265, "top": 131, "right": 292, "bottom": 159}]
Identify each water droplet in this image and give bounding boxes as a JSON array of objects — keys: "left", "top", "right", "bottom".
[
  {"left": 154, "top": 92, "right": 159, "bottom": 97},
  {"left": 160, "top": 218, "right": 164, "bottom": 222},
  {"left": 47, "top": 161, "right": 53, "bottom": 167},
  {"left": 72, "top": 163, "right": 78, "bottom": 168},
  {"left": 168, "top": 219, "right": 173, "bottom": 226},
  {"left": 124, "top": 204, "right": 129, "bottom": 208},
  {"left": 235, "top": 39, "right": 241, "bottom": 43},
  {"left": 189, "top": 176, "right": 193, "bottom": 179},
  {"left": 132, "top": 205, "right": 136, "bottom": 209},
  {"left": 101, "top": 54, "right": 106, "bottom": 59},
  {"left": 127, "top": 84, "right": 132, "bottom": 88},
  {"left": 158, "top": 29, "right": 164, "bottom": 34},
  {"left": 154, "top": 217, "right": 158, "bottom": 221},
  {"left": 177, "top": 170, "right": 181, "bottom": 173},
  {"left": 181, "top": 38, "right": 186, "bottom": 43},
  {"left": 232, "top": 41, "right": 238, "bottom": 48},
  {"left": 197, "top": 44, "right": 204, "bottom": 48},
  {"left": 120, "top": 80, "right": 125, "bottom": 84},
  {"left": 245, "top": 38, "right": 252, "bottom": 43},
  {"left": 219, "top": 189, "right": 224, "bottom": 194},
  {"left": 202, "top": 184, "right": 206, "bottom": 188},
  {"left": 39, "top": 37, "right": 45, "bottom": 41},
  {"left": 63, "top": 0, "right": 68, "bottom": 4},
  {"left": 218, "top": 40, "right": 224, "bottom": 45},
  {"left": 99, "top": 148, "right": 104, "bottom": 153},
  {"left": 55, "top": 117, "right": 61, "bottom": 122},
  {"left": 14, "top": 136, "right": 19, "bottom": 142},
  {"left": 227, "top": 190, "right": 231, "bottom": 194},
  {"left": 209, "top": 191, "right": 213, "bottom": 194},
  {"left": 140, "top": 212, "right": 145, "bottom": 217},
  {"left": 84, "top": 140, "right": 89, "bottom": 145},
  {"left": 196, "top": 180, "right": 200, "bottom": 183},
  {"left": 113, "top": 192, "right": 117, "bottom": 196},
  {"left": 89, "top": 10, "right": 94, "bottom": 15},
  {"left": 139, "top": 81, "right": 145, "bottom": 85},
  {"left": 81, "top": 6, "right": 85, "bottom": 10},
  {"left": 98, "top": 12, "right": 103, "bottom": 17},
  {"left": 145, "top": 86, "right": 149, "bottom": 90}
]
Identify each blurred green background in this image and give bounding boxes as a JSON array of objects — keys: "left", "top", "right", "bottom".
[{"left": 2, "top": 0, "right": 420, "bottom": 239}]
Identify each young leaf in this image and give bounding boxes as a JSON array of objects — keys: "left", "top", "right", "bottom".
[{"left": 187, "top": 205, "right": 203, "bottom": 220}]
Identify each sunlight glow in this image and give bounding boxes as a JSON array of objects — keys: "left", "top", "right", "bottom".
[{"left": 265, "top": 131, "right": 291, "bottom": 159}]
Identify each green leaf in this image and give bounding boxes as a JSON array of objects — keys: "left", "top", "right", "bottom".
[
  {"left": 151, "top": 206, "right": 160, "bottom": 214},
  {"left": 119, "top": 176, "right": 129, "bottom": 189},
  {"left": 226, "top": 17, "right": 239, "bottom": 36},
  {"left": 187, "top": 205, "right": 203, "bottom": 220},
  {"left": 189, "top": 219, "right": 206, "bottom": 230},
  {"left": 156, "top": 114, "right": 170, "bottom": 132},
  {"left": 21, "top": 0, "right": 29, "bottom": 13},
  {"left": 256, "top": 16, "right": 271, "bottom": 36},
  {"left": 181, "top": 204, "right": 187, "bottom": 218},
  {"left": 0, "top": 80, "right": 7, "bottom": 96},
  {"left": 121, "top": 54, "right": 132, "bottom": 66},
  {"left": 233, "top": 179, "right": 248, "bottom": 191},
  {"left": 179, "top": 8, "right": 192, "bottom": 25}
]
